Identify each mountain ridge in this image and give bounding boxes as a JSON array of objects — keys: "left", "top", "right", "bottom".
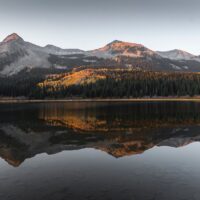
[
  {"left": 1, "top": 33, "right": 200, "bottom": 75},
  {"left": 156, "top": 49, "right": 199, "bottom": 61}
]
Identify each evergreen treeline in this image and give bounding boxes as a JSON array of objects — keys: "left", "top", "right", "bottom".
[
  {"left": 37, "top": 70, "right": 200, "bottom": 98},
  {"left": 0, "top": 74, "right": 43, "bottom": 97},
  {"left": 1, "top": 69, "right": 200, "bottom": 98},
  {"left": 0, "top": 68, "right": 67, "bottom": 97}
]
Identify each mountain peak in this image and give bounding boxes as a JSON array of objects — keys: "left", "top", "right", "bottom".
[
  {"left": 2, "top": 33, "right": 23, "bottom": 43},
  {"left": 108, "top": 40, "right": 123, "bottom": 44},
  {"left": 90, "top": 40, "right": 152, "bottom": 59},
  {"left": 106, "top": 40, "right": 143, "bottom": 48}
]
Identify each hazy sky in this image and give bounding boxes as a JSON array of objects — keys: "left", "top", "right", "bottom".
[{"left": 0, "top": 0, "right": 200, "bottom": 54}]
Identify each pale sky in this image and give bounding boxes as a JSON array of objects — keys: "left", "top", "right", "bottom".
[{"left": 0, "top": 0, "right": 200, "bottom": 54}]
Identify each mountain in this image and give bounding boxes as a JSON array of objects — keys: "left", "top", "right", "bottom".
[
  {"left": 90, "top": 40, "right": 200, "bottom": 71},
  {"left": 44, "top": 44, "right": 85, "bottom": 55},
  {"left": 2, "top": 33, "right": 22, "bottom": 43},
  {"left": 0, "top": 33, "right": 51, "bottom": 75},
  {"left": 1, "top": 33, "right": 200, "bottom": 76},
  {"left": 90, "top": 40, "right": 158, "bottom": 58},
  {"left": 157, "top": 49, "right": 196, "bottom": 61},
  {"left": 0, "top": 33, "right": 93, "bottom": 75}
]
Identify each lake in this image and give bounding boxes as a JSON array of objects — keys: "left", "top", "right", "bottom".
[{"left": 0, "top": 101, "right": 200, "bottom": 200}]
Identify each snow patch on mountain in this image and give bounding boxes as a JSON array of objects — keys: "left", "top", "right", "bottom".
[
  {"left": 157, "top": 49, "right": 195, "bottom": 61},
  {"left": 170, "top": 64, "right": 182, "bottom": 70}
]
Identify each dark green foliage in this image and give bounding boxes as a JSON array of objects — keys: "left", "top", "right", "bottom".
[
  {"left": 1, "top": 69, "right": 200, "bottom": 98},
  {"left": 37, "top": 70, "right": 200, "bottom": 98}
]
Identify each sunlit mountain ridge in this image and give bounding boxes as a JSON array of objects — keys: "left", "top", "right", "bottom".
[{"left": 1, "top": 33, "right": 200, "bottom": 76}]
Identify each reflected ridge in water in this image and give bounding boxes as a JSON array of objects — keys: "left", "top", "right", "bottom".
[{"left": 1, "top": 101, "right": 200, "bottom": 167}]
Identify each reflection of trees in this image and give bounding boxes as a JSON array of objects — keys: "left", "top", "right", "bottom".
[
  {"left": 1, "top": 102, "right": 200, "bottom": 167},
  {"left": 39, "top": 102, "right": 200, "bottom": 132}
]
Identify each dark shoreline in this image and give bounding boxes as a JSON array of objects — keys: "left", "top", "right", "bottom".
[{"left": 1, "top": 97, "right": 200, "bottom": 104}]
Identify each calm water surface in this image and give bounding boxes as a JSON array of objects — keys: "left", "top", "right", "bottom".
[{"left": 0, "top": 101, "right": 200, "bottom": 200}]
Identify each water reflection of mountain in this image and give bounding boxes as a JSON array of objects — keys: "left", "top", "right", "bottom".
[{"left": 1, "top": 102, "right": 200, "bottom": 167}]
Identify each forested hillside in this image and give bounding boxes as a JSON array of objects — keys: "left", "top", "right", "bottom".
[
  {"left": 1, "top": 67, "right": 200, "bottom": 99},
  {"left": 37, "top": 68, "right": 200, "bottom": 98}
]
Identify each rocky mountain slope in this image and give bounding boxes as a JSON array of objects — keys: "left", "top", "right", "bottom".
[
  {"left": 0, "top": 33, "right": 50, "bottom": 75},
  {"left": 89, "top": 40, "right": 157, "bottom": 58},
  {"left": 157, "top": 49, "right": 196, "bottom": 61},
  {"left": 0, "top": 33, "right": 93, "bottom": 75},
  {"left": 1, "top": 33, "right": 200, "bottom": 76}
]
